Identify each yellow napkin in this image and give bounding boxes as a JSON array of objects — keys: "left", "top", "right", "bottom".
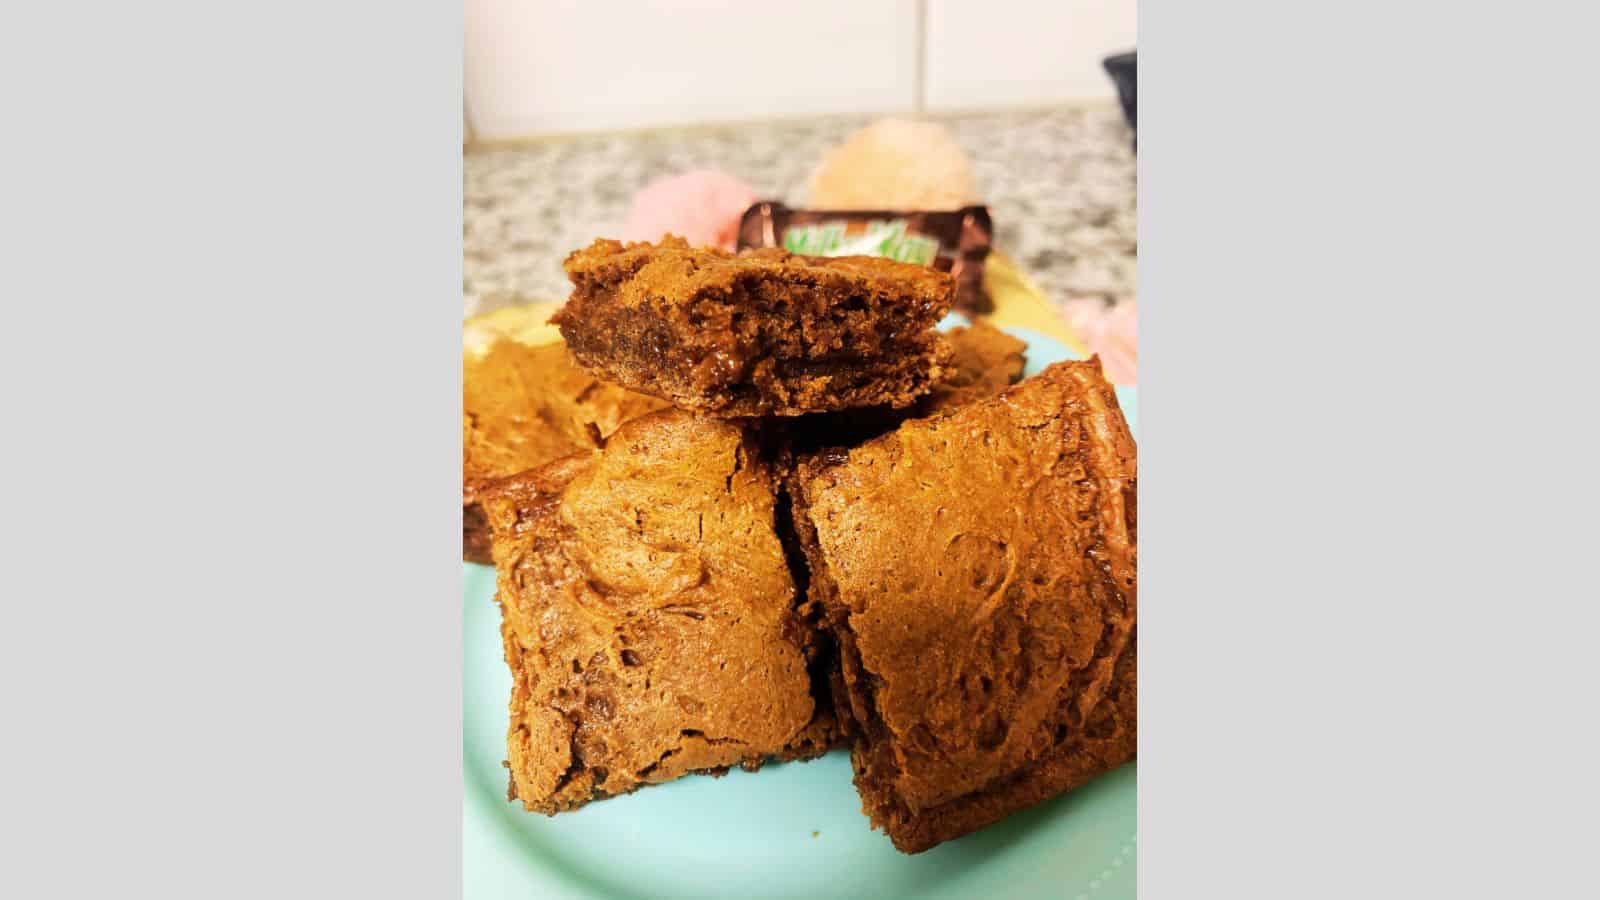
[
  {"left": 981, "top": 252, "right": 1087, "bottom": 356},
  {"left": 463, "top": 303, "right": 563, "bottom": 355}
]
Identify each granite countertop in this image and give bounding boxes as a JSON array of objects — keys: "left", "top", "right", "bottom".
[{"left": 464, "top": 105, "right": 1136, "bottom": 326}]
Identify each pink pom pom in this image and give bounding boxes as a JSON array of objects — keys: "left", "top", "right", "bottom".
[
  {"left": 1065, "top": 298, "right": 1138, "bottom": 386},
  {"left": 619, "top": 170, "right": 758, "bottom": 251}
]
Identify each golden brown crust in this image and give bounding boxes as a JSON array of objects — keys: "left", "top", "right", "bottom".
[
  {"left": 481, "top": 411, "right": 825, "bottom": 813},
  {"left": 462, "top": 339, "right": 669, "bottom": 563},
  {"left": 552, "top": 237, "right": 954, "bottom": 417},
  {"left": 562, "top": 235, "right": 956, "bottom": 308},
  {"left": 791, "top": 360, "right": 1137, "bottom": 852}
]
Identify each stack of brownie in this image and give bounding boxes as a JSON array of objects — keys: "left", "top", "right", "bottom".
[{"left": 465, "top": 235, "right": 1136, "bottom": 854}]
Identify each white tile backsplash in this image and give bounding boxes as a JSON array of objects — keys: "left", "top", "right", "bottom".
[
  {"left": 924, "top": 0, "right": 1135, "bottom": 111},
  {"left": 465, "top": 0, "right": 920, "bottom": 139},
  {"left": 464, "top": 0, "right": 1133, "bottom": 139}
]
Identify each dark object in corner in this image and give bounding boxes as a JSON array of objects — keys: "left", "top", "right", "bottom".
[{"left": 1103, "top": 51, "right": 1136, "bottom": 150}]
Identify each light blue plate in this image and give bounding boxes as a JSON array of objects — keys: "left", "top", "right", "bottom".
[{"left": 464, "top": 326, "right": 1136, "bottom": 899}]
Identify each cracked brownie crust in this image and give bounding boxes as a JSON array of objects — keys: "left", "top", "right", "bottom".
[
  {"left": 480, "top": 410, "right": 830, "bottom": 813},
  {"left": 552, "top": 237, "right": 954, "bottom": 417},
  {"left": 789, "top": 360, "right": 1137, "bottom": 852},
  {"left": 463, "top": 338, "right": 669, "bottom": 563}
]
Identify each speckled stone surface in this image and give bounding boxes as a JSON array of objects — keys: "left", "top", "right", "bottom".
[{"left": 464, "top": 105, "right": 1135, "bottom": 322}]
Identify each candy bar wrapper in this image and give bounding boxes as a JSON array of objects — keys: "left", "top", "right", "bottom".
[{"left": 737, "top": 202, "right": 994, "bottom": 315}]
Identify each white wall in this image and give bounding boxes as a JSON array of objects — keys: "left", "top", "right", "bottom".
[
  {"left": 924, "top": 0, "right": 1136, "bottom": 111},
  {"left": 465, "top": 0, "right": 1135, "bottom": 139}
]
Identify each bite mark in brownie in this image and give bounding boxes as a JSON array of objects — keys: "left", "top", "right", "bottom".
[
  {"left": 552, "top": 236, "right": 955, "bottom": 417},
  {"left": 788, "top": 360, "right": 1137, "bottom": 853},
  {"left": 463, "top": 338, "right": 669, "bottom": 563},
  {"left": 480, "top": 410, "right": 830, "bottom": 813}
]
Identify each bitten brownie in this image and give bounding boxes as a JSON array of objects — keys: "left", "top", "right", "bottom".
[
  {"left": 479, "top": 410, "right": 833, "bottom": 814},
  {"left": 463, "top": 338, "right": 668, "bottom": 563},
  {"left": 788, "top": 360, "right": 1137, "bottom": 853},
  {"left": 551, "top": 236, "right": 954, "bottom": 417}
]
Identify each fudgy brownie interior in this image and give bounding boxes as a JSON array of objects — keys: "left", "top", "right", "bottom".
[{"left": 553, "top": 237, "right": 954, "bottom": 416}]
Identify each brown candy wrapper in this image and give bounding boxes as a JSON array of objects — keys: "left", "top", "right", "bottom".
[{"left": 738, "top": 202, "right": 994, "bottom": 315}]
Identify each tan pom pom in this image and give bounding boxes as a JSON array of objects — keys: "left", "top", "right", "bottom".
[{"left": 807, "top": 118, "right": 977, "bottom": 210}]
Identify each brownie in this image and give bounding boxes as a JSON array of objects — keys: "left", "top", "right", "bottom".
[
  {"left": 463, "top": 338, "right": 669, "bottom": 563},
  {"left": 917, "top": 321, "right": 1027, "bottom": 415},
  {"left": 773, "top": 320, "right": 1029, "bottom": 458},
  {"left": 788, "top": 360, "right": 1137, "bottom": 853},
  {"left": 480, "top": 410, "right": 834, "bottom": 814},
  {"left": 551, "top": 236, "right": 954, "bottom": 417}
]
